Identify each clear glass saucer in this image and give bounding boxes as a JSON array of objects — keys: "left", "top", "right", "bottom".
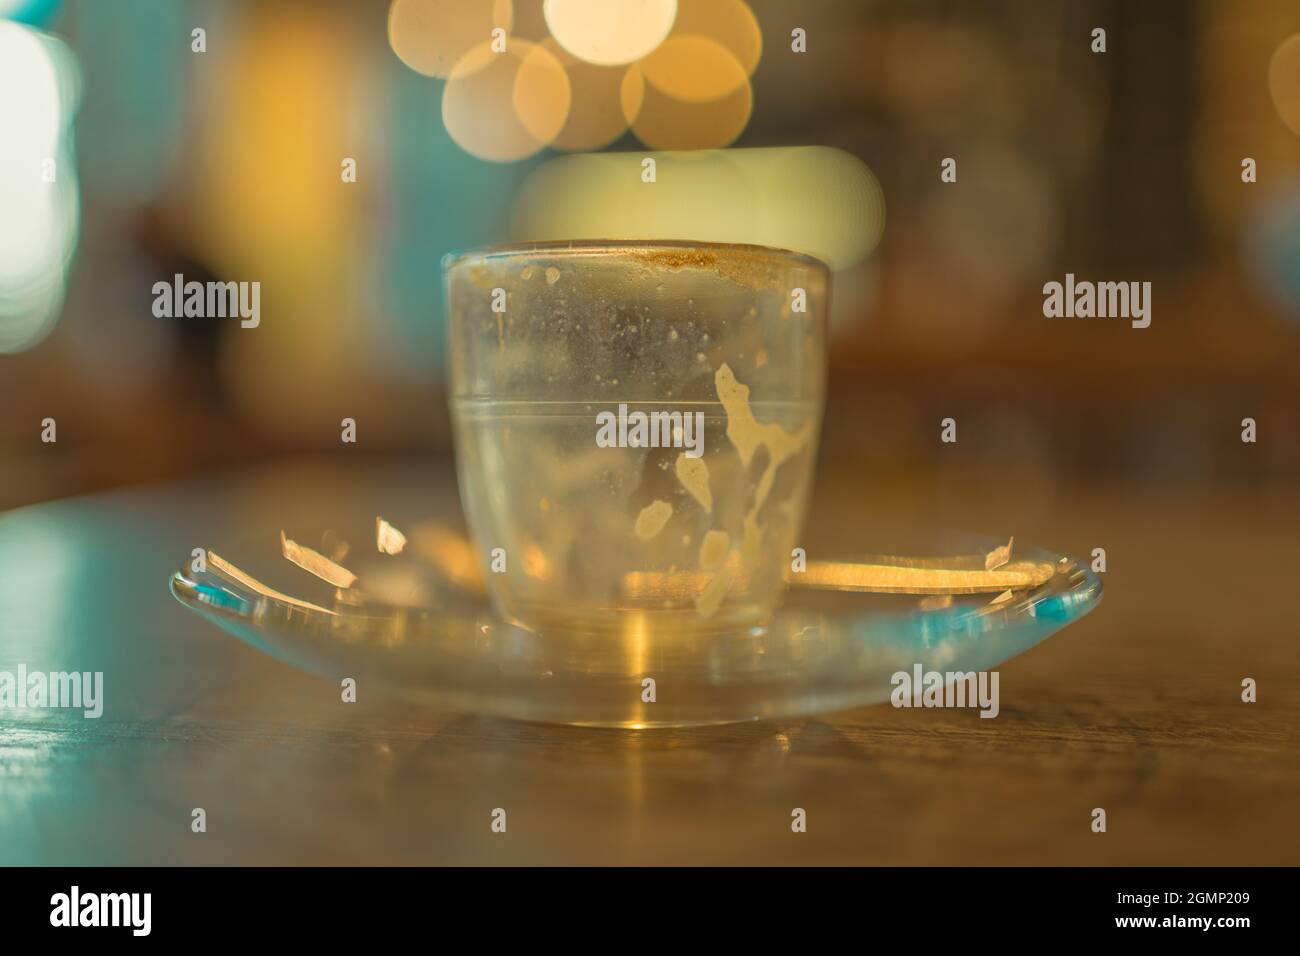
[{"left": 168, "top": 524, "right": 1101, "bottom": 728}]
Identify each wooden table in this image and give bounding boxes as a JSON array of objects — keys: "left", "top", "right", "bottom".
[{"left": 0, "top": 460, "right": 1295, "bottom": 865}]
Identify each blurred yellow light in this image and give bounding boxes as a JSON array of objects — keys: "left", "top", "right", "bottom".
[
  {"left": 669, "top": 0, "right": 761, "bottom": 77},
  {"left": 513, "top": 40, "right": 573, "bottom": 144},
  {"left": 443, "top": 38, "right": 570, "bottom": 162},
  {"left": 410, "top": 524, "right": 486, "bottom": 594},
  {"left": 620, "top": 60, "right": 751, "bottom": 150},
  {"left": 543, "top": 38, "right": 631, "bottom": 151},
  {"left": 441, "top": 38, "right": 569, "bottom": 162},
  {"left": 639, "top": 35, "right": 746, "bottom": 102},
  {"left": 511, "top": 147, "right": 886, "bottom": 272},
  {"left": 186, "top": 3, "right": 376, "bottom": 435},
  {"left": 543, "top": 0, "right": 677, "bottom": 66},
  {"left": 387, "top": 0, "right": 513, "bottom": 78},
  {"left": 1269, "top": 34, "right": 1300, "bottom": 137}
]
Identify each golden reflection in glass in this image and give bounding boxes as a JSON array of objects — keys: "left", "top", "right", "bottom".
[
  {"left": 280, "top": 531, "right": 358, "bottom": 589},
  {"left": 387, "top": 0, "right": 514, "bottom": 78},
  {"left": 621, "top": 548, "right": 748, "bottom": 603},
  {"left": 983, "top": 536, "right": 1013, "bottom": 571},
  {"left": 206, "top": 552, "right": 331, "bottom": 614},
  {"left": 520, "top": 541, "right": 551, "bottom": 581},
  {"left": 376, "top": 518, "right": 408, "bottom": 556},
  {"left": 409, "top": 524, "right": 486, "bottom": 594},
  {"left": 793, "top": 559, "right": 1056, "bottom": 595},
  {"left": 204, "top": 518, "right": 1052, "bottom": 619}
]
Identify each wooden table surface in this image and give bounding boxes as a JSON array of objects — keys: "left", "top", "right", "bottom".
[{"left": 0, "top": 459, "right": 1296, "bottom": 865}]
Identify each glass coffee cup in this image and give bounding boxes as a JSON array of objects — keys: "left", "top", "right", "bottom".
[{"left": 444, "top": 240, "right": 828, "bottom": 636}]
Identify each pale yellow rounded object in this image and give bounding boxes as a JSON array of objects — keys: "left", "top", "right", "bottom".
[
  {"left": 387, "top": 0, "right": 513, "bottom": 78},
  {"left": 509, "top": 146, "right": 885, "bottom": 271},
  {"left": 543, "top": 0, "right": 678, "bottom": 66},
  {"left": 443, "top": 39, "right": 570, "bottom": 162},
  {"left": 1269, "top": 34, "right": 1300, "bottom": 137},
  {"left": 620, "top": 59, "right": 752, "bottom": 150}
]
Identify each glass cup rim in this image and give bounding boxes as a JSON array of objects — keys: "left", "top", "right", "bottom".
[{"left": 441, "top": 238, "right": 830, "bottom": 275}]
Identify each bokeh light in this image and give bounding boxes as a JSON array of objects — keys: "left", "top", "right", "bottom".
[
  {"left": 513, "top": 40, "right": 573, "bottom": 144},
  {"left": 668, "top": 0, "right": 760, "bottom": 77},
  {"left": 387, "top": 0, "right": 770, "bottom": 158},
  {"left": 1268, "top": 34, "right": 1300, "bottom": 138},
  {"left": 511, "top": 147, "right": 885, "bottom": 271},
  {"left": 388, "top": 0, "right": 513, "bottom": 78},
  {"left": 443, "top": 38, "right": 570, "bottom": 162},
  {"left": 639, "top": 35, "right": 747, "bottom": 102},
  {"left": 542, "top": 37, "right": 631, "bottom": 151},
  {"left": 0, "top": 20, "right": 80, "bottom": 354},
  {"left": 543, "top": 0, "right": 677, "bottom": 67},
  {"left": 621, "top": 52, "right": 752, "bottom": 150}
]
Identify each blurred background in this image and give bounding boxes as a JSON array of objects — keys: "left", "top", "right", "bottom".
[
  {"left": 2, "top": 0, "right": 1299, "bottom": 868},
  {"left": 2, "top": 0, "right": 1299, "bottom": 516}
]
